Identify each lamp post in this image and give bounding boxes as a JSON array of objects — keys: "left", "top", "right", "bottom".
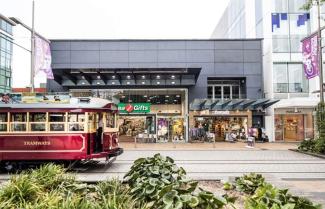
[
  {"left": 10, "top": 1, "right": 49, "bottom": 93},
  {"left": 317, "top": 0, "right": 324, "bottom": 103}
]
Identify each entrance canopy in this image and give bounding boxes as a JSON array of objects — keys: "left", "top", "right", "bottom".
[
  {"left": 53, "top": 68, "right": 201, "bottom": 88},
  {"left": 190, "top": 98, "right": 279, "bottom": 111}
]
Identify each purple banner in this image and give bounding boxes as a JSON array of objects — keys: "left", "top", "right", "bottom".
[
  {"left": 302, "top": 33, "right": 319, "bottom": 79},
  {"left": 34, "top": 36, "right": 53, "bottom": 79}
]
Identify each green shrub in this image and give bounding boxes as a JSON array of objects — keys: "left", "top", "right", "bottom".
[
  {"left": 244, "top": 180, "right": 322, "bottom": 209},
  {"left": 298, "top": 139, "right": 317, "bottom": 152},
  {"left": 315, "top": 138, "right": 325, "bottom": 154},
  {"left": 235, "top": 173, "right": 265, "bottom": 195}
]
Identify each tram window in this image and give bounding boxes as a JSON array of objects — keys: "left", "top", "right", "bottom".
[
  {"left": 11, "top": 113, "right": 26, "bottom": 122},
  {"left": 49, "top": 113, "right": 66, "bottom": 131},
  {"left": 49, "top": 113, "right": 65, "bottom": 122},
  {"left": 0, "top": 124, "right": 7, "bottom": 132},
  {"left": 29, "top": 113, "right": 46, "bottom": 132},
  {"left": 0, "top": 113, "right": 7, "bottom": 122},
  {"left": 106, "top": 113, "right": 115, "bottom": 128},
  {"left": 11, "top": 113, "right": 27, "bottom": 132},
  {"left": 68, "top": 113, "right": 85, "bottom": 122},
  {"left": 29, "top": 113, "right": 46, "bottom": 122},
  {"left": 68, "top": 113, "right": 85, "bottom": 131},
  {"left": 69, "top": 124, "right": 84, "bottom": 131}
]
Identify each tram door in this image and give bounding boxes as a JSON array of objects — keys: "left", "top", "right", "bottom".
[{"left": 93, "top": 113, "right": 103, "bottom": 153}]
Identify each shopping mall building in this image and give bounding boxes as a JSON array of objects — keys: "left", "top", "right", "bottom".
[{"left": 47, "top": 39, "right": 278, "bottom": 142}]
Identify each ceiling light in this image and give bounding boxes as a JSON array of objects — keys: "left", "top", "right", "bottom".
[
  {"left": 81, "top": 76, "right": 85, "bottom": 79},
  {"left": 156, "top": 75, "right": 160, "bottom": 79},
  {"left": 142, "top": 75, "right": 145, "bottom": 79},
  {"left": 157, "top": 81, "right": 160, "bottom": 84},
  {"left": 127, "top": 75, "right": 131, "bottom": 79},
  {"left": 171, "top": 81, "right": 175, "bottom": 84},
  {"left": 112, "top": 75, "right": 116, "bottom": 79},
  {"left": 96, "top": 82, "right": 100, "bottom": 85},
  {"left": 142, "top": 81, "right": 145, "bottom": 84},
  {"left": 144, "top": 95, "right": 148, "bottom": 98},
  {"left": 81, "top": 82, "right": 85, "bottom": 85},
  {"left": 112, "top": 81, "right": 115, "bottom": 85},
  {"left": 97, "top": 75, "right": 101, "bottom": 79},
  {"left": 176, "top": 95, "right": 180, "bottom": 97},
  {"left": 165, "top": 95, "right": 169, "bottom": 98},
  {"left": 127, "top": 81, "right": 130, "bottom": 84},
  {"left": 171, "top": 75, "right": 175, "bottom": 79}
]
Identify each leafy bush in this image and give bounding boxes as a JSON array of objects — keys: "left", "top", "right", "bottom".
[
  {"left": 315, "top": 138, "right": 325, "bottom": 154},
  {"left": 245, "top": 183, "right": 322, "bottom": 209},
  {"left": 235, "top": 173, "right": 265, "bottom": 195},
  {"left": 298, "top": 139, "right": 316, "bottom": 152},
  {"left": 124, "top": 153, "right": 232, "bottom": 209},
  {"left": 0, "top": 163, "right": 137, "bottom": 209}
]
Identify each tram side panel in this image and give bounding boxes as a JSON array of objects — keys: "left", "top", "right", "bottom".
[{"left": 0, "top": 134, "right": 88, "bottom": 161}]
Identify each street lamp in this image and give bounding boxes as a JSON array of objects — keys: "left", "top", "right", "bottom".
[{"left": 9, "top": 1, "right": 49, "bottom": 93}]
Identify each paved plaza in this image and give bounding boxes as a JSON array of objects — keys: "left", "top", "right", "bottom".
[
  {"left": 0, "top": 142, "right": 324, "bottom": 205},
  {"left": 78, "top": 142, "right": 325, "bottom": 205}
]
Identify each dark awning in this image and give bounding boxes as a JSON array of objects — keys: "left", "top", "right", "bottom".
[
  {"left": 190, "top": 99, "right": 279, "bottom": 111},
  {"left": 52, "top": 68, "right": 201, "bottom": 88}
]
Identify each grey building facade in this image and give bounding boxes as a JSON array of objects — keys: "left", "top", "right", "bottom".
[
  {"left": 48, "top": 39, "right": 272, "bottom": 142},
  {"left": 48, "top": 39, "right": 263, "bottom": 101}
]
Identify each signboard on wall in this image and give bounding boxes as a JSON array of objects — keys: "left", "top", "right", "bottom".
[{"left": 118, "top": 103, "right": 151, "bottom": 113}]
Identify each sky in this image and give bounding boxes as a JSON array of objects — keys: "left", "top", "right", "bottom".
[{"left": 0, "top": 0, "right": 229, "bottom": 88}]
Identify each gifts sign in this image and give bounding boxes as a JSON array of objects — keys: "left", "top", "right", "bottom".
[
  {"left": 34, "top": 36, "right": 54, "bottom": 79},
  {"left": 302, "top": 33, "right": 319, "bottom": 79}
]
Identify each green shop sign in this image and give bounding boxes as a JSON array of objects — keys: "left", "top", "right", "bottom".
[{"left": 118, "top": 103, "right": 151, "bottom": 113}]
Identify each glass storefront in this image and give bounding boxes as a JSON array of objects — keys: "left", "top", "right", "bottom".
[
  {"left": 189, "top": 109, "right": 254, "bottom": 142},
  {"left": 71, "top": 89, "right": 188, "bottom": 143},
  {"left": 274, "top": 109, "right": 314, "bottom": 141}
]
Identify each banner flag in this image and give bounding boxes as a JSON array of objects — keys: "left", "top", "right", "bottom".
[
  {"left": 34, "top": 36, "right": 53, "bottom": 79},
  {"left": 302, "top": 33, "right": 319, "bottom": 79}
]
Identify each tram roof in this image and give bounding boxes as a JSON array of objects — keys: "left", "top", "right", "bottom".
[{"left": 0, "top": 97, "right": 117, "bottom": 111}]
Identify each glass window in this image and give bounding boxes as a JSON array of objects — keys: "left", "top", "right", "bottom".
[
  {"left": 68, "top": 113, "right": 85, "bottom": 131},
  {"left": 232, "top": 86, "right": 240, "bottom": 99},
  {"left": 0, "top": 113, "right": 7, "bottom": 132},
  {"left": 49, "top": 113, "right": 65, "bottom": 122},
  {"left": 11, "top": 113, "right": 26, "bottom": 122},
  {"left": 289, "top": 0, "right": 307, "bottom": 13},
  {"left": 0, "top": 113, "right": 7, "bottom": 122},
  {"left": 272, "top": 0, "right": 288, "bottom": 12},
  {"left": 68, "top": 113, "right": 85, "bottom": 123},
  {"left": 106, "top": 113, "right": 115, "bottom": 128},
  {"left": 214, "top": 86, "right": 222, "bottom": 99},
  {"left": 29, "top": 113, "right": 46, "bottom": 122},
  {"left": 49, "top": 113, "right": 65, "bottom": 132},
  {"left": 207, "top": 86, "right": 213, "bottom": 99},
  {"left": 223, "top": 86, "right": 231, "bottom": 99},
  {"left": 288, "top": 64, "right": 308, "bottom": 92},
  {"left": 273, "top": 64, "right": 288, "bottom": 93},
  {"left": 69, "top": 123, "right": 84, "bottom": 131},
  {"left": 11, "top": 113, "right": 27, "bottom": 132}
]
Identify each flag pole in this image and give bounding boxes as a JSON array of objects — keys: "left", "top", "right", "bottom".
[
  {"left": 30, "top": 0, "right": 35, "bottom": 93},
  {"left": 317, "top": 0, "right": 324, "bottom": 103}
]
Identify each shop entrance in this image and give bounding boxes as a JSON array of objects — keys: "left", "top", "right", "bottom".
[
  {"left": 157, "top": 116, "right": 185, "bottom": 142},
  {"left": 275, "top": 114, "right": 314, "bottom": 141},
  {"left": 118, "top": 115, "right": 155, "bottom": 142},
  {"left": 193, "top": 116, "right": 248, "bottom": 141}
]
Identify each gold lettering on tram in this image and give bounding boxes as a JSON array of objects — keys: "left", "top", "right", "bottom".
[{"left": 24, "top": 141, "right": 51, "bottom": 146}]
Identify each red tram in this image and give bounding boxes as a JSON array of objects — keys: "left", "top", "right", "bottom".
[{"left": 0, "top": 97, "right": 123, "bottom": 167}]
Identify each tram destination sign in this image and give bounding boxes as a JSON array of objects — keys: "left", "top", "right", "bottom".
[{"left": 118, "top": 103, "right": 151, "bottom": 113}]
